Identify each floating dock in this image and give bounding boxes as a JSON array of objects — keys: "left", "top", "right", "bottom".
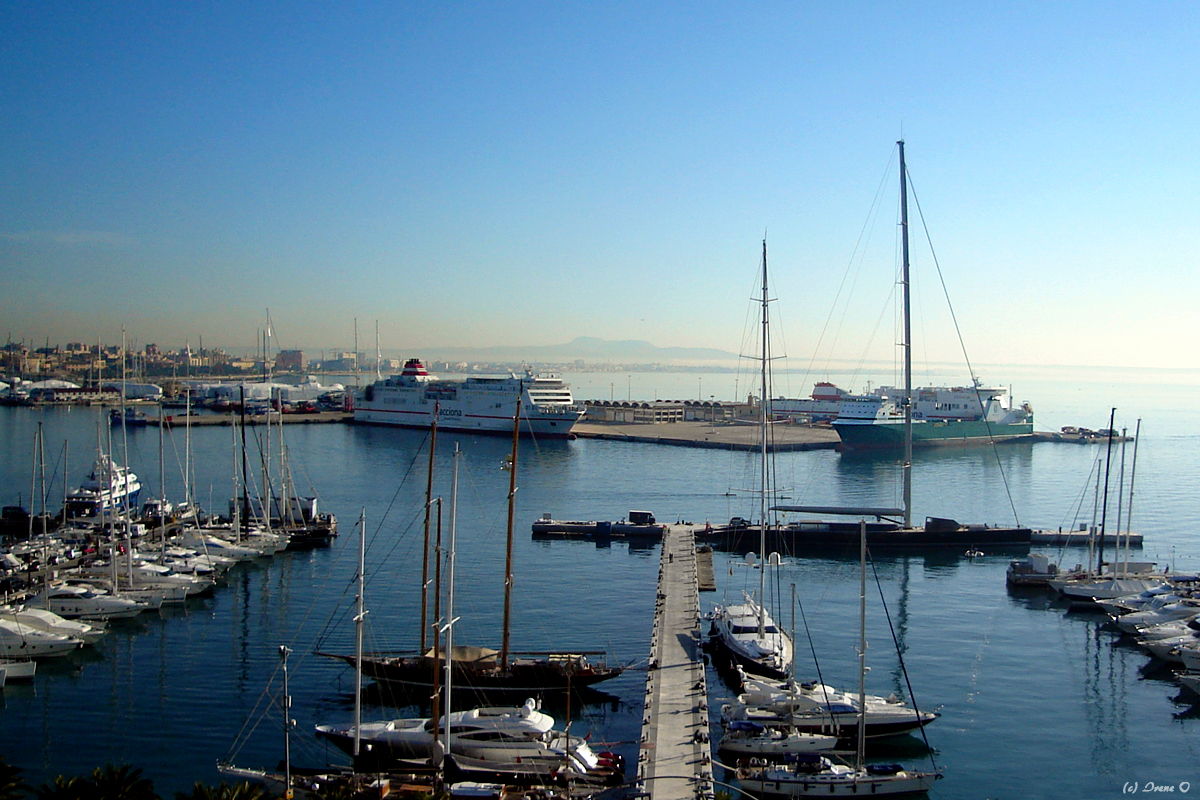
[{"left": 639, "top": 524, "right": 714, "bottom": 800}]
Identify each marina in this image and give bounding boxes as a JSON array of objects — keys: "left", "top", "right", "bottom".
[
  {"left": 4, "top": 3, "right": 1198, "bottom": 798},
  {"left": 0, "top": 363, "right": 1197, "bottom": 800}
]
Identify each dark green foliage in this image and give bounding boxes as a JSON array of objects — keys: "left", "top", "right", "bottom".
[
  {"left": 88, "top": 765, "right": 158, "bottom": 800},
  {"left": 31, "top": 764, "right": 157, "bottom": 800},
  {"left": 0, "top": 757, "right": 29, "bottom": 800},
  {"left": 174, "top": 782, "right": 279, "bottom": 800},
  {"left": 32, "top": 775, "right": 91, "bottom": 800}
]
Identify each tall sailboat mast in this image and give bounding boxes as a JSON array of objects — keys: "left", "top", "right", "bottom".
[
  {"left": 501, "top": 386, "right": 521, "bottom": 667},
  {"left": 354, "top": 508, "right": 366, "bottom": 758},
  {"left": 443, "top": 445, "right": 461, "bottom": 753},
  {"left": 898, "top": 140, "right": 913, "bottom": 529},
  {"left": 420, "top": 403, "right": 439, "bottom": 654},
  {"left": 758, "top": 239, "right": 770, "bottom": 635}
]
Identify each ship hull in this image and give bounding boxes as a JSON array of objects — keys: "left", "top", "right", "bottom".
[
  {"left": 327, "top": 653, "right": 623, "bottom": 695},
  {"left": 353, "top": 405, "right": 581, "bottom": 438},
  {"left": 833, "top": 418, "right": 1033, "bottom": 450},
  {"left": 709, "top": 522, "right": 1031, "bottom": 551}
]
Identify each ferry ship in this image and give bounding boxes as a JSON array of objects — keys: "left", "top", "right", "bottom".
[
  {"left": 353, "top": 359, "right": 585, "bottom": 438},
  {"left": 832, "top": 379, "right": 1034, "bottom": 449}
]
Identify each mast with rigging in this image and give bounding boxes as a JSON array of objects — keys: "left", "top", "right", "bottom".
[
  {"left": 899, "top": 139, "right": 914, "bottom": 529},
  {"left": 501, "top": 386, "right": 521, "bottom": 667}
]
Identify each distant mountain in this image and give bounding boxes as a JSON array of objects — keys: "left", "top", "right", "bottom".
[{"left": 412, "top": 336, "right": 739, "bottom": 365}]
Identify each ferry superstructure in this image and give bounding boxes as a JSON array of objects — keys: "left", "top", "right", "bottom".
[
  {"left": 353, "top": 359, "right": 585, "bottom": 438},
  {"left": 832, "top": 379, "right": 1033, "bottom": 449}
]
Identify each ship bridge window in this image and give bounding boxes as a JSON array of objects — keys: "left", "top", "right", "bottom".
[{"left": 457, "top": 731, "right": 523, "bottom": 741}]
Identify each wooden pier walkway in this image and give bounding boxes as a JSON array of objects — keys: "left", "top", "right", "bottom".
[{"left": 638, "top": 524, "right": 714, "bottom": 800}]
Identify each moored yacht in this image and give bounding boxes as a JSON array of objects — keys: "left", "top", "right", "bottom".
[
  {"left": 709, "top": 591, "right": 794, "bottom": 680},
  {"left": 0, "top": 617, "right": 83, "bottom": 657},
  {"left": 29, "top": 584, "right": 152, "bottom": 620},
  {"left": 0, "top": 606, "right": 107, "bottom": 644},
  {"left": 725, "top": 667, "right": 939, "bottom": 740},
  {"left": 63, "top": 455, "right": 142, "bottom": 519},
  {"left": 315, "top": 698, "right": 623, "bottom": 785}
]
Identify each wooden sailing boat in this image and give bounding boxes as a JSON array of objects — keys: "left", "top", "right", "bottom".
[
  {"left": 314, "top": 452, "right": 625, "bottom": 785},
  {"left": 326, "top": 395, "right": 623, "bottom": 696},
  {"left": 708, "top": 240, "right": 795, "bottom": 680},
  {"left": 735, "top": 520, "right": 942, "bottom": 796}
]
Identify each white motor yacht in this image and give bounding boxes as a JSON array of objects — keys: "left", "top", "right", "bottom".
[
  {"left": 1095, "top": 585, "right": 1188, "bottom": 616},
  {"left": 1049, "top": 575, "right": 1168, "bottom": 602},
  {"left": 718, "top": 720, "right": 837, "bottom": 758},
  {"left": 1113, "top": 600, "right": 1200, "bottom": 634},
  {"left": 316, "top": 698, "right": 622, "bottom": 785},
  {"left": 0, "top": 618, "right": 82, "bottom": 657},
  {"left": 709, "top": 592, "right": 794, "bottom": 679},
  {"left": 1, "top": 606, "right": 106, "bottom": 643},
  {"left": 29, "top": 584, "right": 150, "bottom": 620},
  {"left": 173, "top": 531, "right": 265, "bottom": 561},
  {"left": 725, "top": 667, "right": 939, "bottom": 739},
  {"left": 1141, "top": 632, "right": 1200, "bottom": 663},
  {"left": 1135, "top": 617, "right": 1200, "bottom": 642}
]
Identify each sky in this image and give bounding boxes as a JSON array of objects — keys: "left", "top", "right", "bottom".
[{"left": 1, "top": 2, "right": 1197, "bottom": 370}]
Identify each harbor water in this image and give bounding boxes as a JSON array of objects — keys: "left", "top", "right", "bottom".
[{"left": 2, "top": 364, "right": 1199, "bottom": 798}]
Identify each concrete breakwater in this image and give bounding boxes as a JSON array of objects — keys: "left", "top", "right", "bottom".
[{"left": 151, "top": 411, "right": 353, "bottom": 426}]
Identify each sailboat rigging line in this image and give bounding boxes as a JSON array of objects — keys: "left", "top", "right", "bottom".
[
  {"left": 867, "top": 552, "right": 938, "bottom": 771},
  {"left": 794, "top": 588, "right": 838, "bottom": 736},
  {"left": 1097, "top": 408, "right": 1118, "bottom": 573},
  {"left": 226, "top": 543, "right": 362, "bottom": 765},
  {"left": 802, "top": 148, "right": 898, "bottom": 393},
  {"left": 906, "top": 158, "right": 1022, "bottom": 526},
  {"left": 312, "top": 503, "right": 427, "bottom": 653},
  {"left": 1124, "top": 419, "right": 1141, "bottom": 571},
  {"left": 1066, "top": 456, "right": 1102, "bottom": 531},
  {"left": 365, "top": 426, "right": 432, "bottom": 539}
]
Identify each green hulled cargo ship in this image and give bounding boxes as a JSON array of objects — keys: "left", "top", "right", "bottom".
[{"left": 832, "top": 380, "right": 1034, "bottom": 449}]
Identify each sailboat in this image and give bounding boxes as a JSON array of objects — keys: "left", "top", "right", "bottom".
[
  {"left": 324, "top": 400, "right": 623, "bottom": 695},
  {"left": 314, "top": 455, "right": 624, "bottom": 786},
  {"left": 735, "top": 521, "right": 942, "bottom": 796},
  {"left": 718, "top": 587, "right": 839, "bottom": 759},
  {"left": 709, "top": 241, "right": 795, "bottom": 680},
  {"left": 1048, "top": 416, "right": 1165, "bottom": 601},
  {"left": 768, "top": 141, "right": 1031, "bottom": 550},
  {"left": 722, "top": 665, "right": 938, "bottom": 741}
]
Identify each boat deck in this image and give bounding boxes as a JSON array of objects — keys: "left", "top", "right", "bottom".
[{"left": 638, "top": 524, "right": 714, "bottom": 800}]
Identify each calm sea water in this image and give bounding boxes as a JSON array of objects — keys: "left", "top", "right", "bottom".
[{"left": 2, "top": 364, "right": 1199, "bottom": 798}]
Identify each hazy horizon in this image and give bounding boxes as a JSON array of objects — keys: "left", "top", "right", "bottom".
[{"left": 3, "top": 4, "right": 1197, "bottom": 370}]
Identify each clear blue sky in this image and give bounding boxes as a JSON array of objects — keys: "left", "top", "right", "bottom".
[{"left": 2, "top": 2, "right": 1196, "bottom": 369}]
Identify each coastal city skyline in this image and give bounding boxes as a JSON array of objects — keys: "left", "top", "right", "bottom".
[{"left": 3, "top": 4, "right": 1199, "bottom": 370}]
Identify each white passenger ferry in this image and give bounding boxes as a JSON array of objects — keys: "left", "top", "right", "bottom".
[{"left": 353, "top": 358, "right": 585, "bottom": 438}]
